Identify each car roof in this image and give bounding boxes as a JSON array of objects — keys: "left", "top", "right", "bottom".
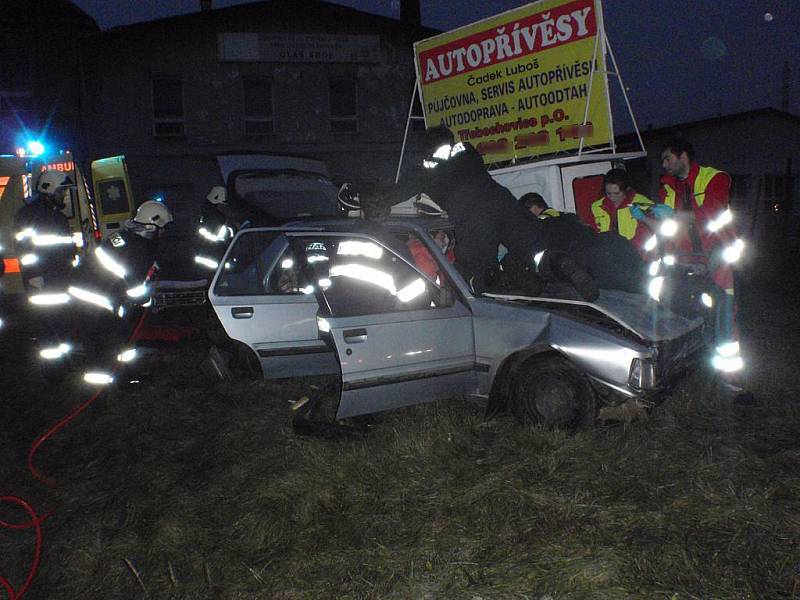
[{"left": 280, "top": 215, "right": 452, "bottom": 235}]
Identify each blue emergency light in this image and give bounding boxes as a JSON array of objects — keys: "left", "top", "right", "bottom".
[{"left": 26, "top": 141, "right": 46, "bottom": 156}]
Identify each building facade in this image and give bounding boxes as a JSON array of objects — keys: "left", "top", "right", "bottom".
[{"left": 79, "top": 0, "right": 435, "bottom": 230}]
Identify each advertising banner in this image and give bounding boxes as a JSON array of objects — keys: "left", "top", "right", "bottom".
[{"left": 414, "top": 0, "right": 611, "bottom": 163}]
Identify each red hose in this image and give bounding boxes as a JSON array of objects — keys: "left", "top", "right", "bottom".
[
  {"left": 0, "top": 496, "right": 46, "bottom": 600},
  {"left": 10, "top": 309, "right": 150, "bottom": 597},
  {"left": 27, "top": 309, "right": 150, "bottom": 485}
]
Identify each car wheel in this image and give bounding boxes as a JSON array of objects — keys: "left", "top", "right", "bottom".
[{"left": 511, "top": 355, "right": 596, "bottom": 430}]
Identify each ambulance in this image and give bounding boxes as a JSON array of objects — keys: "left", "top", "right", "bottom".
[{"left": 0, "top": 145, "right": 135, "bottom": 296}]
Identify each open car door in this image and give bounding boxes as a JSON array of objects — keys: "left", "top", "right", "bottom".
[
  {"left": 287, "top": 229, "right": 477, "bottom": 419},
  {"left": 90, "top": 155, "right": 135, "bottom": 238},
  {"left": 209, "top": 228, "right": 339, "bottom": 378}
]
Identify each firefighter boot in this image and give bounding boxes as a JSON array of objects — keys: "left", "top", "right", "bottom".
[
  {"left": 542, "top": 251, "right": 600, "bottom": 302},
  {"left": 521, "top": 267, "right": 543, "bottom": 297}
]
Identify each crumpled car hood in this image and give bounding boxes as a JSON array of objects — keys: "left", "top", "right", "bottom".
[{"left": 486, "top": 286, "right": 704, "bottom": 343}]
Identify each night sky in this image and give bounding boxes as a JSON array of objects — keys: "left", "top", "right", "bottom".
[{"left": 71, "top": 0, "right": 800, "bottom": 133}]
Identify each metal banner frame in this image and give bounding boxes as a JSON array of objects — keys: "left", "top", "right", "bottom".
[{"left": 395, "top": 3, "right": 645, "bottom": 182}]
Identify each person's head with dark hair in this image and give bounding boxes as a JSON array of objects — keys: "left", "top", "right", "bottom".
[
  {"left": 603, "top": 168, "right": 631, "bottom": 206},
  {"left": 661, "top": 137, "right": 695, "bottom": 180},
  {"left": 519, "top": 192, "right": 548, "bottom": 216}
]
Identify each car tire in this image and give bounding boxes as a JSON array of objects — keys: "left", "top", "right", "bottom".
[{"left": 511, "top": 355, "right": 596, "bottom": 430}]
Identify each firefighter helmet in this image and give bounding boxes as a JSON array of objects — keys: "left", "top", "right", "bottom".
[
  {"left": 134, "top": 201, "right": 173, "bottom": 229},
  {"left": 36, "top": 169, "right": 72, "bottom": 195},
  {"left": 206, "top": 186, "right": 226, "bottom": 205}
]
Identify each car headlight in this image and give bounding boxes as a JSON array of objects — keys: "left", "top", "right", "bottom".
[{"left": 629, "top": 357, "right": 656, "bottom": 389}]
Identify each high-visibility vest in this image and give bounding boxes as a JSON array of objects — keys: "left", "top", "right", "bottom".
[
  {"left": 540, "top": 208, "right": 561, "bottom": 219},
  {"left": 661, "top": 166, "right": 723, "bottom": 210},
  {"left": 590, "top": 193, "right": 653, "bottom": 240}
]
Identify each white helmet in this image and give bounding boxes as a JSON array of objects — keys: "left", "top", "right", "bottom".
[
  {"left": 134, "top": 201, "right": 173, "bottom": 229},
  {"left": 206, "top": 186, "right": 226, "bottom": 205},
  {"left": 36, "top": 169, "right": 72, "bottom": 194}
]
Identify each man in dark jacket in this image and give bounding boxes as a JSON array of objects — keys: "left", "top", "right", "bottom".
[
  {"left": 391, "top": 126, "right": 599, "bottom": 300},
  {"left": 518, "top": 193, "right": 648, "bottom": 294}
]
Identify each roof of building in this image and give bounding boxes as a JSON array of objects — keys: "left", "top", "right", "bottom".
[
  {"left": 619, "top": 107, "right": 800, "bottom": 145},
  {"left": 2, "top": 1, "right": 99, "bottom": 32},
  {"left": 103, "top": 0, "right": 438, "bottom": 38}
]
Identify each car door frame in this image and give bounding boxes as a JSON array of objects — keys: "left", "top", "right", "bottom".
[{"left": 286, "top": 227, "right": 478, "bottom": 419}]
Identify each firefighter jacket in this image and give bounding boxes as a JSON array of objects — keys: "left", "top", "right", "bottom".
[
  {"left": 68, "top": 224, "right": 158, "bottom": 315},
  {"left": 195, "top": 201, "right": 235, "bottom": 270},
  {"left": 658, "top": 161, "right": 738, "bottom": 291},
  {"left": 590, "top": 191, "right": 654, "bottom": 251},
  {"left": 14, "top": 195, "right": 77, "bottom": 294}
]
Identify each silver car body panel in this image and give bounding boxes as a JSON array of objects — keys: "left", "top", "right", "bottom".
[
  {"left": 469, "top": 296, "right": 652, "bottom": 398},
  {"left": 324, "top": 302, "right": 476, "bottom": 419},
  {"left": 210, "top": 292, "right": 338, "bottom": 378},
  {"left": 485, "top": 290, "right": 704, "bottom": 342}
]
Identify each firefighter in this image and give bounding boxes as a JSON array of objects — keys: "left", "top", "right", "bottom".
[
  {"left": 650, "top": 137, "right": 744, "bottom": 381},
  {"left": 517, "top": 193, "right": 648, "bottom": 295},
  {"left": 68, "top": 201, "right": 173, "bottom": 384},
  {"left": 590, "top": 169, "right": 657, "bottom": 256},
  {"left": 195, "top": 185, "right": 235, "bottom": 272},
  {"left": 14, "top": 169, "right": 81, "bottom": 365},
  {"left": 389, "top": 126, "right": 599, "bottom": 300}
]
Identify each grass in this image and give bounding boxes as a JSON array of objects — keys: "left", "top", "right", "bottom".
[{"left": 2, "top": 283, "right": 800, "bottom": 599}]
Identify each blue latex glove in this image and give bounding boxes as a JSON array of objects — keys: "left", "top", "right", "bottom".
[
  {"left": 650, "top": 203, "right": 674, "bottom": 219},
  {"left": 629, "top": 205, "right": 646, "bottom": 221}
]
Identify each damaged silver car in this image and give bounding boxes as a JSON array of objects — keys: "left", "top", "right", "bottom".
[{"left": 208, "top": 218, "right": 710, "bottom": 429}]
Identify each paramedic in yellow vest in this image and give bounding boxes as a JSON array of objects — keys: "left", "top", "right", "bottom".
[
  {"left": 590, "top": 169, "right": 654, "bottom": 256},
  {"left": 655, "top": 137, "right": 744, "bottom": 381}
]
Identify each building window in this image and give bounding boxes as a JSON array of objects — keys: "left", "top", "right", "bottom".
[
  {"left": 243, "top": 78, "right": 273, "bottom": 135},
  {"left": 152, "top": 78, "right": 185, "bottom": 137},
  {"left": 329, "top": 78, "right": 358, "bottom": 133}
]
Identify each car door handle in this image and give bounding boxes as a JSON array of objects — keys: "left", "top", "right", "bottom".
[
  {"left": 343, "top": 328, "right": 367, "bottom": 343},
  {"left": 231, "top": 306, "right": 253, "bottom": 319}
]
